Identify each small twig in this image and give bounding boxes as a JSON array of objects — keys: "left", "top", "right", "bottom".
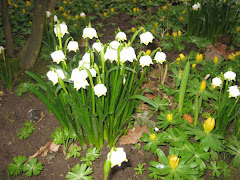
[{"left": 161, "top": 64, "right": 168, "bottom": 85}]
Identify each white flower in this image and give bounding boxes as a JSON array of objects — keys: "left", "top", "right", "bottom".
[
  {"left": 109, "top": 40, "right": 120, "bottom": 50},
  {"left": 0, "top": 46, "right": 4, "bottom": 54},
  {"left": 104, "top": 47, "right": 118, "bottom": 62},
  {"left": 107, "top": 147, "right": 128, "bottom": 167},
  {"left": 67, "top": 41, "right": 79, "bottom": 52},
  {"left": 228, "top": 85, "right": 240, "bottom": 98},
  {"left": 120, "top": 47, "right": 136, "bottom": 63},
  {"left": 79, "top": 60, "right": 90, "bottom": 69},
  {"left": 82, "top": 27, "right": 98, "bottom": 39},
  {"left": 224, "top": 71, "right": 236, "bottom": 81},
  {"left": 94, "top": 84, "right": 107, "bottom": 97},
  {"left": 154, "top": 52, "right": 166, "bottom": 64},
  {"left": 116, "top": 32, "right": 127, "bottom": 41},
  {"left": 46, "top": 11, "right": 51, "bottom": 18},
  {"left": 54, "top": 22, "right": 68, "bottom": 37},
  {"left": 139, "top": 55, "right": 153, "bottom": 67},
  {"left": 82, "top": 52, "right": 91, "bottom": 63},
  {"left": 74, "top": 79, "right": 89, "bottom": 90},
  {"left": 51, "top": 50, "right": 66, "bottom": 64},
  {"left": 92, "top": 42, "right": 103, "bottom": 52},
  {"left": 46, "top": 71, "right": 58, "bottom": 85},
  {"left": 140, "top": 32, "right": 154, "bottom": 45},
  {"left": 54, "top": 15, "right": 58, "bottom": 22},
  {"left": 123, "top": 77, "right": 126, "bottom": 85},
  {"left": 71, "top": 68, "right": 88, "bottom": 82},
  {"left": 192, "top": 3, "right": 201, "bottom": 10},
  {"left": 154, "top": 127, "right": 159, "bottom": 132},
  {"left": 90, "top": 68, "right": 97, "bottom": 77},
  {"left": 211, "top": 77, "right": 222, "bottom": 88},
  {"left": 80, "top": 12, "right": 86, "bottom": 18},
  {"left": 56, "top": 69, "right": 65, "bottom": 79}
]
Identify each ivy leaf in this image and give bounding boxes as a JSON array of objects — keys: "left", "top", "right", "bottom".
[
  {"left": 8, "top": 155, "right": 27, "bottom": 176},
  {"left": 66, "top": 164, "right": 93, "bottom": 180},
  {"left": 23, "top": 158, "right": 43, "bottom": 177}
]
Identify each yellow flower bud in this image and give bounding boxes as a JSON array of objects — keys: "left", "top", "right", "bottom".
[
  {"left": 63, "top": 1, "right": 67, "bottom": 4},
  {"left": 151, "top": 29, "right": 155, "bottom": 34},
  {"left": 22, "top": 9, "right": 26, "bottom": 14},
  {"left": 133, "top": 8, "right": 137, "bottom": 12},
  {"left": 172, "top": 32, "right": 177, "bottom": 37},
  {"left": 94, "top": 3, "right": 98, "bottom": 8},
  {"left": 62, "top": 12, "right": 67, "bottom": 17},
  {"left": 200, "top": 80, "right": 206, "bottom": 92},
  {"left": 67, "top": 15, "right": 71, "bottom": 20},
  {"left": 68, "top": 10, "right": 71, "bottom": 14},
  {"left": 75, "top": 15, "right": 79, "bottom": 20},
  {"left": 167, "top": 113, "right": 173, "bottom": 122},
  {"left": 192, "top": 63, "right": 196, "bottom": 68},
  {"left": 68, "top": 1, "right": 72, "bottom": 4},
  {"left": 26, "top": 1, "right": 31, "bottom": 7},
  {"left": 162, "top": 6, "right": 167, "bottom": 11},
  {"left": 136, "top": 8, "right": 139, "bottom": 12},
  {"left": 7, "top": 0, "right": 12, "bottom": 6},
  {"left": 154, "top": 22, "right": 159, "bottom": 28},
  {"left": 103, "top": 12, "right": 107, "bottom": 17},
  {"left": 196, "top": 53, "right": 203, "bottom": 62},
  {"left": 237, "top": 26, "right": 240, "bottom": 32},
  {"left": 59, "top": 6, "right": 64, "bottom": 11},
  {"left": 29, "top": 21, "right": 32, "bottom": 26},
  {"left": 131, "top": 27, "right": 136, "bottom": 33},
  {"left": 150, "top": 133, "right": 156, "bottom": 141},
  {"left": 179, "top": 16, "right": 184, "bottom": 22},
  {"left": 179, "top": 53, "right": 185, "bottom": 60},
  {"left": 182, "top": 10, "right": 186, "bottom": 15},
  {"left": 148, "top": 0, "right": 152, "bottom": 3},
  {"left": 213, "top": 56, "right": 218, "bottom": 64},
  {"left": 110, "top": 8, "right": 115, "bottom": 13},
  {"left": 166, "top": 32, "right": 169, "bottom": 36},
  {"left": 169, "top": 155, "right": 180, "bottom": 169},
  {"left": 74, "top": 23, "right": 77, "bottom": 28},
  {"left": 146, "top": 49, "right": 151, "bottom": 55},
  {"left": 203, "top": 117, "right": 215, "bottom": 133},
  {"left": 14, "top": 3, "right": 18, "bottom": 8},
  {"left": 228, "top": 53, "right": 235, "bottom": 61},
  {"left": 177, "top": 30, "right": 182, "bottom": 37}
]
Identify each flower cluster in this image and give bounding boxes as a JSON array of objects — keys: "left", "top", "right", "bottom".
[{"left": 192, "top": 3, "right": 201, "bottom": 11}]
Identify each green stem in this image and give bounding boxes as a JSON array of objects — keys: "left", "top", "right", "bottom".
[
  {"left": 194, "top": 92, "right": 199, "bottom": 126},
  {"left": 227, "top": 96, "right": 239, "bottom": 117}
]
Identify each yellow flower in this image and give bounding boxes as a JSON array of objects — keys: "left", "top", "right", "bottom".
[
  {"left": 14, "top": 3, "right": 18, "bottom": 8},
  {"left": 131, "top": 27, "right": 136, "bottom": 33},
  {"left": 29, "top": 21, "right": 32, "bottom": 26},
  {"left": 103, "top": 12, "right": 107, "bottom": 17},
  {"left": 7, "top": 0, "right": 12, "bottom": 6},
  {"left": 166, "top": 32, "right": 169, "bottom": 36},
  {"left": 67, "top": 15, "right": 71, "bottom": 20},
  {"left": 172, "top": 32, "right": 177, "bottom": 37},
  {"left": 151, "top": 29, "right": 155, "bottom": 34},
  {"left": 179, "top": 53, "right": 185, "bottom": 60},
  {"left": 150, "top": 133, "right": 156, "bottom": 141},
  {"left": 148, "top": 0, "right": 152, "bottom": 3},
  {"left": 213, "top": 56, "right": 218, "bottom": 64},
  {"left": 75, "top": 15, "right": 79, "bottom": 20},
  {"left": 94, "top": 3, "right": 98, "bottom": 8},
  {"left": 133, "top": 8, "right": 137, "bottom": 12},
  {"left": 179, "top": 16, "right": 184, "bottom": 21},
  {"left": 177, "top": 30, "right": 182, "bottom": 37},
  {"left": 196, "top": 53, "right": 203, "bottom": 62},
  {"left": 237, "top": 26, "right": 240, "bottom": 32},
  {"left": 192, "top": 63, "right": 196, "bottom": 68},
  {"left": 110, "top": 8, "right": 115, "bottom": 13},
  {"left": 203, "top": 117, "right": 215, "bottom": 133},
  {"left": 26, "top": 1, "right": 31, "bottom": 7},
  {"left": 176, "top": 57, "right": 181, "bottom": 64},
  {"left": 200, "top": 80, "right": 206, "bottom": 92},
  {"left": 59, "top": 6, "right": 64, "bottom": 11},
  {"left": 182, "top": 10, "right": 186, "bottom": 15},
  {"left": 63, "top": 1, "right": 67, "bottom": 4},
  {"left": 154, "top": 22, "right": 159, "bottom": 28},
  {"left": 68, "top": 10, "right": 71, "bottom": 14},
  {"left": 136, "top": 8, "right": 139, "bottom": 12},
  {"left": 169, "top": 155, "right": 180, "bottom": 169},
  {"left": 74, "top": 23, "right": 77, "bottom": 28},
  {"left": 22, "top": 9, "right": 26, "bottom": 14},
  {"left": 146, "top": 49, "right": 151, "bottom": 55},
  {"left": 228, "top": 53, "right": 236, "bottom": 60},
  {"left": 68, "top": 1, "right": 72, "bottom": 4},
  {"left": 62, "top": 12, "right": 67, "bottom": 17},
  {"left": 162, "top": 5, "right": 167, "bottom": 11},
  {"left": 132, "top": 0, "right": 136, "bottom": 2},
  {"left": 167, "top": 113, "right": 173, "bottom": 122}
]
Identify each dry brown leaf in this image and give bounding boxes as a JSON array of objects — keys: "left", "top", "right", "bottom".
[
  {"left": 119, "top": 125, "right": 150, "bottom": 145},
  {"left": 204, "top": 45, "right": 223, "bottom": 60},
  {"left": 49, "top": 142, "right": 60, "bottom": 152},
  {"left": 29, "top": 140, "right": 53, "bottom": 159},
  {"left": 183, "top": 114, "right": 193, "bottom": 124}
]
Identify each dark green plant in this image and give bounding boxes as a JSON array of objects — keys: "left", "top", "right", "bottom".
[
  {"left": 66, "top": 144, "right": 82, "bottom": 160},
  {"left": 81, "top": 147, "right": 100, "bottom": 166},
  {"left": 66, "top": 164, "right": 93, "bottom": 180},
  {"left": 8, "top": 155, "right": 27, "bottom": 176},
  {"left": 134, "top": 163, "right": 146, "bottom": 175},
  {"left": 22, "top": 158, "right": 43, "bottom": 177},
  {"left": 207, "top": 160, "right": 231, "bottom": 179},
  {"left": 17, "top": 120, "right": 35, "bottom": 140},
  {"left": 226, "top": 135, "right": 240, "bottom": 167}
]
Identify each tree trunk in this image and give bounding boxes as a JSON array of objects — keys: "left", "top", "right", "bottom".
[
  {"left": 48, "top": 0, "right": 58, "bottom": 11},
  {"left": 1, "top": 0, "right": 14, "bottom": 57},
  {"left": 19, "top": 0, "right": 48, "bottom": 70}
]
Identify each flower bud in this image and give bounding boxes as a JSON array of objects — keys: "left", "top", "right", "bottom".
[
  {"left": 203, "top": 117, "right": 215, "bottom": 133},
  {"left": 169, "top": 155, "right": 179, "bottom": 169},
  {"left": 213, "top": 56, "right": 218, "bottom": 64},
  {"left": 196, "top": 53, "right": 203, "bottom": 62},
  {"left": 150, "top": 133, "right": 156, "bottom": 141},
  {"left": 200, "top": 80, "right": 206, "bottom": 92},
  {"left": 167, "top": 113, "right": 173, "bottom": 122},
  {"left": 192, "top": 63, "right": 196, "bottom": 69}
]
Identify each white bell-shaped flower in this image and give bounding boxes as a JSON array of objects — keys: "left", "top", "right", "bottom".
[
  {"left": 120, "top": 47, "right": 136, "bottom": 63},
  {"left": 0, "top": 46, "right": 4, "bottom": 54},
  {"left": 90, "top": 68, "right": 97, "bottom": 77},
  {"left": 104, "top": 47, "right": 118, "bottom": 63},
  {"left": 224, "top": 71, "right": 236, "bottom": 81},
  {"left": 109, "top": 40, "right": 120, "bottom": 50},
  {"left": 82, "top": 52, "right": 91, "bottom": 63},
  {"left": 139, "top": 55, "right": 153, "bottom": 67},
  {"left": 92, "top": 42, "right": 103, "bottom": 52},
  {"left": 82, "top": 27, "right": 98, "bottom": 39},
  {"left": 54, "top": 15, "right": 58, "bottom": 22},
  {"left": 67, "top": 41, "right": 79, "bottom": 52},
  {"left": 46, "top": 11, "right": 51, "bottom": 18},
  {"left": 192, "top": 3, "right": 201, "bottom": 11},
  {"left": 154, "top": 52, "right": 166, "bottom": 64},
  {"left": 51, "top": 50, "right": 66, "bottom": 64},
  {"left": 79, "top": 60, "right": 90, "bottom": 69},
  {"left": 54, "top": 22, "right": 68, "bottom": 37},
  {"left": 71, "top": 68, "right": 88, "bottom": 82},
  {"left": 80, "top": 12, "right": 86, "bottom": 18},
  {"left": 107, "top": 147, "right": 128, "bottom": 167},
  {"left": 116, "top": 32, "right": 127, "bottom": 41},
  {"left": 140, "top": 31, "right": 154, "bottom": 45},
  {"left": 46, "top": 71, "right": 58, "bottom": 85},
  {"left": 211, "top": 77, "right": 222, "bottom": 88},
  {"left": 94, "top": 84, "right": 107, "bottom": 97},
  {"left": 56, "top": 69, "right": 65, "bottom": 79},
  {"left": 74, "top": 79, "right": 89, "bottom": 91},
  {"left": 228, "top": 85, "right": 240, "bottom": 98}
]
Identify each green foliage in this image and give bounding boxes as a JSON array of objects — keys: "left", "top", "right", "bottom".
[
  {"left": 8, "top": 155, "right": 27, "bottom": 176},
  {"left": 226, "top": 135, "right": 240, "bottom": 167},
  {"left": 17, "top": 120, "right": 35, "bottom": 140},
  {"left": 66, "top": 145, "right": 82, "bottom": 160},
  {"left": 140, "top": 132, "right": 165, "bottom": 153},
  {"left": 208, "top": 160, "right": 231, "bottom": 179},
  {"left": 15, "top": 82, "right": 38, "bottom": 96},
  {"left": 66, "top": 164, "right": 93, "bottom": 180},
  {"left": 134, "top": 163, "right": 146, "bottom": 175},
  {"left": 81, "top": 147, "right": 100, "bottom": 166},
  {"left": 22, "top": 158, "right": 43, "bottom": 177}
]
